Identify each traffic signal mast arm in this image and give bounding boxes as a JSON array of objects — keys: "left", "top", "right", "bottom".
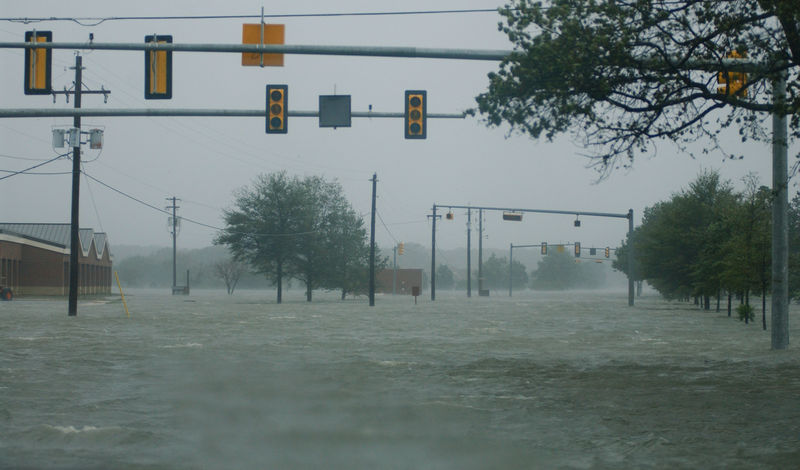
[
  {"left": 435, "top": 204, "right": 630, "bottom": 220},
  {"left": 4, "top": 40, "right": 512, "bottom": 61}
]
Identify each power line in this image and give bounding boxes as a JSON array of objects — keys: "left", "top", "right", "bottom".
[
  {"left": 0, "top": 152, "right": 68, "bottom": 181},
  {"left": 376, "top": 209, "right": 398, "bottom": 244},
  {"left": 2, "top": 9, "right": 503, "bottom": 26},
  {"left": 81, "top": 170, "right": 320, "bottom": 238}
]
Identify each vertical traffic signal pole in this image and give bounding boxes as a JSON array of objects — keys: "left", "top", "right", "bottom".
[
  {"left": 509, "top": 243, "right": 513, "bottom": 297},
  {"left": 68, "top": 54, "right": 82, "bottom": 316},
  {"left": 478, "top": 209, "right": 483, "bottom": 293},
  {"left": 430, "top": 205, "right": 437, "bottom": 301},
  {"left": 466, "top": 208, "right": 472, "bottom": 298},
  {"left": 627, "top": 209, "right": 634, "bottom": 307},
  {"left": 369, "top": 173, "right": 377, "bottom": 307},
  {"left": 772, "top": 73, "right": 789, "bottom": 349}
]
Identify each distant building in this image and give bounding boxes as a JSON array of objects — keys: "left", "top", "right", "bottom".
[
  {"left": 376, "top": 268, "right": 423, "bottom": 295},
  {"left": 0, "top": 223, "right": 112, "bottom": 296}
]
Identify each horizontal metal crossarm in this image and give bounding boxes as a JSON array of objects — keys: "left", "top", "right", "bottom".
[
  {"left": 435, "top": 204, "right": 630, "bottom": 219},
  {"left": 0, "top": 41, "right": 512, "bottom": 61},
  {"left": 0, "top": 108, "right": 468, "bottom": 119}
]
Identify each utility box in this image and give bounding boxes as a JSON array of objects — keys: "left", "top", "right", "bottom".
[{"left": 89, "top": 129, "right": 103, "bottom": 149}]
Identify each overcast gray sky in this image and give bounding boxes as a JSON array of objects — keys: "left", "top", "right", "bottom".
[{"left": 1, "top": 0, "right": 796, "bottom": 256}]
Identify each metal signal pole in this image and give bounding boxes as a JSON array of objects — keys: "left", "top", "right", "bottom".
[
  {"left": 467, "top": 208, "right": 472, "bottom": 298},
  {"left": 369, "top": 173, "right": 377, "bottom": 307}
]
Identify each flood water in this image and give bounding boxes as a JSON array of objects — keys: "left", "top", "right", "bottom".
[{"left": 1, "top": 289, "right": 799, "bottom": 469}]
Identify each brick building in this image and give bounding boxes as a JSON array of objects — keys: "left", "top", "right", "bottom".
[
  {"left": 376, "top": 268, "right": 424, "bottom": 295},
  {"left": 0, "top": 223, "right": 112, "bottom": 297}
]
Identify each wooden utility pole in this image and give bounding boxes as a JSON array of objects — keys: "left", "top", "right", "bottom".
[{"left": 67, "top": 55, "right": 82, "bottom": 316}]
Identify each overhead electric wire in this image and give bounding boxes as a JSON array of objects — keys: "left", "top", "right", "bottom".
[
  {"left": 376, "top": 209, "right": 398, "bottom": 244},
  {"left": 2, "top": 9, "right": 503, "bottom": 26},
  {"left": 0, "top": 152, "right": 68, "bottom": 181},
  {"left": 81, "top": 170, "right": 319, "bottom": 238}
]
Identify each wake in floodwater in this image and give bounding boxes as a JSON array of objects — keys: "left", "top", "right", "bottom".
[{"left": 1, "top": 289, "right": 798, "bottom": 469}]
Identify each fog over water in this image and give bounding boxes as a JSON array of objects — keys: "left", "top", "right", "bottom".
[{"left": 2, "top": 289, "right": 799, "bottom": 469}]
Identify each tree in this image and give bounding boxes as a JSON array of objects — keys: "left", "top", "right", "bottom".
[
  {"left": 216, "top": 172, "right": 374, "bottom": 303},
  {"left": 719, "top": 175, "right": 772, "bottom": 326},
  {"left": 789, "top": 192, "right": 800, "bottom": 300},
  {"left": 436, "top": 264, "right": 455, "bottom": 290},
  {"left": 214, "top": 258, "right": 247, "bottom": 295},
  {"left": 632, "top": 171, "right": 738, "bottom": 302},
  {"left": 327, "top": 206, "right": 376, "bottom": 299},
  {"left": 476, "top": 1, "right": 799, "bottom": 173},
  {"left": 290, "top": 176, "right": 344, "bottom": 302},
  {"left": 531, "top": 251, "right": 579, "bottom": 290},
  {"left": 215, "top": 172, "right": 305, "bottom": 304}
]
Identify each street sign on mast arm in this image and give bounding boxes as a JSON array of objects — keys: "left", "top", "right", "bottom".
[{"left": 242, "top": 24, "right": 284, "bottom": 67}]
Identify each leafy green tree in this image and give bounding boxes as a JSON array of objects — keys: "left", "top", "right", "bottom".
[
  {"left": 480, "top": 254, "right": 529, "bottom": 292},
  {"left": 719, "top": 175, "right": 772, "bottom": 325},
  {"left": 215, "top": 172, "right": 306, "bottom": 303},
  {"left": 634, "top": 171, "right": 737, "bottom": 302},
  {"left": 216, "top": 172, "right": 375, "bottom": 303},
  {"left": 789, "top": 193, "right": 800, "bottom": 300},
  {"left": 436, "top": 264, "right": 455, "bottom": 290},
  {"left": 328, "top": 208, "right": 377, "bottom": 299},
  {"left": 477, "top": 1, "right": 799, "bottom": 172},
  {"left": 531, "top": 251, "right": 579, "bottom": 290},
  {"left": 290, "top": 176, "right": 356, "bottom": 302}
]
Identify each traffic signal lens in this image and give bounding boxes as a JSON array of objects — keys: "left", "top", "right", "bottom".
[
  {"left": 266, "top": 84, "right": 288, "bottom": 134},
  {"left": 404, "top": 90, "right": 427, "bottom": 139}
]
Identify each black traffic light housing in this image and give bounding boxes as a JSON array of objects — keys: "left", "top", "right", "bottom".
[
  {"left": 24, "top": 31, "right": 52, "bottom": 95},
  {"left": 503, "top": 211, "right": 523, "bottom": 221},
  {"left": 404, "top": 90, "right": 427, "bottom": 139},
  {"left": 144, "top": 35, "right": 173, "bottom": 99},
  {"left": 266, "top": 84, "right": 288, "bottom": 134}
]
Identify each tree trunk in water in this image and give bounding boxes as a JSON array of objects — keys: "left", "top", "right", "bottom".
[
  {"left": 716, "top": 290, "right": 720, "bottom": 312},
  {"left": 636, "top": 281, "right": 642, "bottom": 297},
  {"left": 704, "top": 295, "right": 710, "bottom": 310},
  {"left": 341, "top": 289, "right": 346, "bottom": 301},
  {"left": 306, "top": 283, "right": 312, "bottom": 302},
  {"left": 276, "top": 262, "right": 283, "bottom": 304},
  {"left": 727, "top": 293, "right": 732, "bottom": 317},
  {"left": 762, "top": 284, "right": 767, "bottom": 330},
  {"left": 744, "top": 290, "right": 750, "bottom": 324}
]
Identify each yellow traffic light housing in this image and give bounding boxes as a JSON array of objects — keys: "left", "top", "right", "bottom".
[
  {"left": 541, "top": 242, "right": 547, "bottom": 255},
  {"left": 24, "top": 31, "right": 52, "bottom": 95},
  {"left": 266, "top": 84, "right": 288, "bottom": 134},
  {"left": 145, "top": 35, "right": 172, "bottom": 99},
  {"left": 398, "top": 242, "right": 404, "bottom": 255},
  {"left": 717, "top": 51, "right": 747, "bottom": 97},
  {"left": 574, "top": 242, "right": 581, "bottom": 257},
  {"left": 405, "top": 90, "right": 427, "bottom": 139},
  {"left": 605, "top": 247, "right": 610, "bottom": 258}
]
